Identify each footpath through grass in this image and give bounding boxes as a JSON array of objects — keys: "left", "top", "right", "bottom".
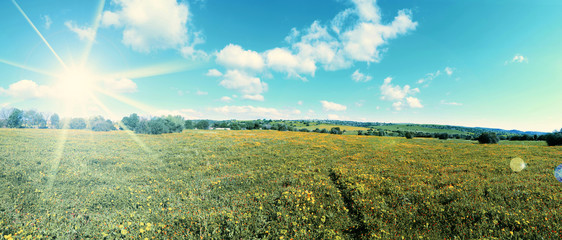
[{"left": 0, "top": 129, "right": 561, "bottom": 239}]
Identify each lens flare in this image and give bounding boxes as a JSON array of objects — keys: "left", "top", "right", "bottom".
[{"left": 510, "top": 157, "right": 526, "bottom": 172}]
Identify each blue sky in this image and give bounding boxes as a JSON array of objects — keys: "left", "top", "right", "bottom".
[{"left": 0, "top": 0, "right": 560, "bottom": 132}]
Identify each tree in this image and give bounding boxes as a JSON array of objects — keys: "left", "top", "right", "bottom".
[
  {"left": 184, "top": 120, "right": 194, "bottom": 129},
  {"left": 121, "top": 113, "right": 140, "bottom": 131},
  {"left": 477, "top": 132, "right": 499, "bottom": 144},
  {"left": 195, "top": 120, "right": 210, "bottom": 130},
  {"left": 90, "top": 116, "right": 116, "bottom": 131},
  {"left": 147, "top": 118, "right": 169, "bottom": 134},
  {"left": 50, "top": 113, "right": 60, "bottom": 129},
  {"left": 330, "top": 127, "right": 342, "bottom": 134},
  {"left": 437, "top": 133, "right": 449, "bottom": 140},
  {"left": 405, "top": 132, "right": 413, "bottom": 139},
  {"left": 7, "top": 108, "right": 23, "bottom": 128},
  {"left": 357, "top": 130, "right": 363, "bottom": 135},
  {"left": 164, "top": 115, "right": 184, "bottom": 133},
  {"left": 545, "top": 132, "right": 562, "bottom": 146},
  {"left": 69, "top": 118, "right": 87, "bottom": 129}
]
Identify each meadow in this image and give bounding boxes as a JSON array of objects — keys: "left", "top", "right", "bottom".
[{"left": 0, "top": 129, "right": 561, "bottom": 239}]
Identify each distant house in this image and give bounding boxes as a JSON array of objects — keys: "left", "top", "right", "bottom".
[{"left": 213, "top": 127, "right": 231, "bottom": 130}]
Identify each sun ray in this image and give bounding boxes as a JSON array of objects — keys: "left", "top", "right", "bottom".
[
  {"left": 11, "top": 0, "right": 68, "bottom": 69},
  {"left": 88, "top": 92, "right": 153, "bottom": 154},
  {"left": 103, "top": 60, "right": 202, "bottom": 80},
  {"left": 41, "top": 125, "right": 68, "bottom": 198},
  {"left": 80, "top": 0, "right": 106, "bottom": 67},
  {"left": 94, "top": 87, "right": 157, "bottom": 114},
  {"left": 0, "top": 58, "right": 58, "bottom": 78}
]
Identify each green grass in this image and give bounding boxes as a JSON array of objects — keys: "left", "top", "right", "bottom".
[{"left": 1, "top": 129, "right": 561, "bottom": 239}]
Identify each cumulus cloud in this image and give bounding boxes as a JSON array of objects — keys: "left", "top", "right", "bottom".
[
  {"left": 242, "top": 94, "right": 264, "bottom": 101},
  {"left": 101, "top": 0, "right": 202, "bottom": 57},
  {"left": 351, "top": 69, "right": 372, "bottom": 82},
  {"left": 265, "top": 48, "right": 316, "bottom": 79},
  {"left": 220, "top": 96, "right": 232, "bottom": 102},
  {"left": 216, "top": 44, "right": 264, "bottom": 71},
  {"left": 65, "top": 21, "right": 96, "bottom": 41},
  {"left": 380, "top": 77, "right": 422, "bottom": 110},
  {"left": 320, "top": 100, "right": 347, "bottom": 111},
  {"left": 206, "top": 69, "right": 222, "bottom": 77},
  {"left": 0, "top": 80, "right": 53, "bottom": 99},
  {"left": 219, "top": 70, "right": 268, "bottom": 99}
]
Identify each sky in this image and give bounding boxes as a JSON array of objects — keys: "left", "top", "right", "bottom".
[{"left": 0, "top": 0, "right": 561, "bottom": 132}]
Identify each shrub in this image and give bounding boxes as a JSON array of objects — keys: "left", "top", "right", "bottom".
[
  {"left": 437, "top": 133, "right": 449, "bottom": 140},
  {"left": 477, "top": 132, "right": 499, "bottom": 144},
  {"left": 545, "top": 133, "right": 562, "bottom": 146},
  {"left": 405, "top": 132, "right": 413, "bottom": 139}
]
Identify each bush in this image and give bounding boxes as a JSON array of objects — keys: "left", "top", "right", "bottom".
[
  {"left": 69, "top": 118, "right": 87, "bottom": 129},
  {"left": 545, "top": 133, "right": 562, "bottom": 146},
  {"left": 405, "top": 132, "right": 413, "bottom": 139},
  {"left": 330, "top": 127, "right": 342, "bottom": 135},
  {"left": 437, "top": 133, "right": 449, "bottom": 140},
  {"left": 477, "top": 132, "right": 499, "bottom": 144}
]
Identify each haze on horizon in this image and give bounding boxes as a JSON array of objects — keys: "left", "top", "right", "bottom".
[{"left": 0, "top": 0, "right": 560, "bottom": 132}]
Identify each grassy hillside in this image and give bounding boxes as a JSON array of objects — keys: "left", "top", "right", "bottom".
[
  {"left": 370, "top": 124, "right": 468, "bottom": 135},
  {"left": 1, "top": 129, "right": 561, "bottom": 239}
]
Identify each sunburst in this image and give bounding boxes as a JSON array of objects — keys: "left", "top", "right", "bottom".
[{"left": 5, "top": 0, "right": 195, "bottom": 192}]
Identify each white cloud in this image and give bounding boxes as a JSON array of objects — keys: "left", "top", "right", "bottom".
[
  {"left": 355, "top": 100, "right": 365, "bottom": 107},
  {"left": 441, "top": 100, "right": 462, "bottom": 106},
  {"left": 220, "top": 96, "right": 232, "bottom": 102},
  {"left": 220, "top": 70, "right": 268, "bottom": 96},
  {"left": 65, "top": 21, "right": 96, "bottom": 41},
  {"left": 0, "top": 80, "right": 53, "bottom": 99},
  {"left": 508, "top": 54, "right": 528, "bottom": 64},
  {"left": 265, "top": 48, "right": 316, "bottom": 79},
  {"left": 152, "top": 108, "right": 201, "bottom": 119},
  {"left": 206, "top": 69, "right": 222, "bottom": 77},
  {"left": 298, "top": 100, "right": 303, "bottom": 105},
  {"left": 380, "top": 77, "right": 422, "bottom": 110},
  {"left": 196, "top": 89, "right": 208, "bottom": 95},
  {"left": 102, "top": 78, "right": 137, "bottom": 93},
  {"left": 292, "top": 109, "right": 301, "bottom": 115},
  {"left": 101, "top": 0, "right": 195, "bottom": 53},
  {"left": 351, "top": 69, "right": 372, "bottom": 82},
  {"left": 352, "top": 0, "right": 381, "bottom": 23},
  {"left": 242, "top": 94, "right": 264, "bottom": 101},
  {"left": 320, "top": 100, "right": 347, "bottom": 111},
  {"left": 327, "top": 114, "right": 350, "bottom": 120},
  {"left": 43, "top": 15, "right": 52, "bottom": 29},
  {"left": 445, "top": 67, "right": 454, "bottom": 76},
  {"left": 417, "top": 70, "right": 441, "bottom": 84},
  {"left": 216, "top": 44, "right": 264, "bottom": 71},
  {"left": 406, "top": 97, "right": 423, "bottom": 108},
  {"left": 380, "top": 77, "right": 418, "bottom": 101}
]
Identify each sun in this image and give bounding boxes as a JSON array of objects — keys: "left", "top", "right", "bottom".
[{"left": 55, "top": 66, "right": 97, "bottom": 103}]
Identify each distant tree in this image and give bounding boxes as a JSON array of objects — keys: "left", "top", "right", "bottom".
[
  {"left": 330, "top": 127, "right": 342, "bottom": 134},
  {"left": 477, "top": 132, "right": 499, "bottom": 144},
  {"left": 195, "top": 120, "right": 210, "bottom": 130},
  {"left": 320, "top": 128, "right": 328, "bottom": 133},
  {"left": 299, "top": 128, "right": 310, "bottom": 132},
  {"left": 405, "top": 132, "right": 413, "bottom": 139},
  {"left": 7, "top": 108, "right": 23, "bottom": 128},
  {"left": 50, "top": 113, "right": 60, "bottom": 129},
  {"left": 437, "top": 133, "right": 449, "bottom": 140},
  {"left": 545, "top": 132, "right": 562, "bottom": 146},
  {"left": 69, "top": 118, "right": 87, "bottom": 129},
  {"left": 90, "top": 116, "right": 116, "bottom": 131},
  {"left": 184, "top": 120, "right": 194, "bottom": 129},
  {"left": 121, "top": 113, "right": 140, "bottom": 131},
  {"left": 313, "top": 128, "right": 320, "bottom": 133},
  {"left": 357, "top": 130, "right": 363, "bottom": 135}
]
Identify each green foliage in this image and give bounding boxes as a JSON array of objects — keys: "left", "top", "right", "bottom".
[
  {"left": 195, "top": 120, "right": 210, "bottom": 130},
  {"left": 405, "top": 132, "right": 413, "bottom": 139},
  {"left": 69, "top": 118, "right": 87, "bottom": 129},
  {"left": 477, "top": 132, "right": 500, "bottom": 144},
  {"left": 7, "top": 108, "right": 23, "bottom": 128},
  {"left": 121, "top": 113, "right": 140, "bottom": 130},
  {"left": 90, "top": 116, "right": 116, "bottom": 132},
  {"left": 184, "top": 120, "right": 194, "bottom": 129},
  {"left": 50, "top": 113, "right": 60, "bottom": 129},
  {"left": 330, "top": 127, "right": 342, "bottom": 134},
  {"left": 545, "top": 132, "right": 562, "bottom": 146},
  {"left": 437, "top": 133, "right": 449, "bottom": 140}
]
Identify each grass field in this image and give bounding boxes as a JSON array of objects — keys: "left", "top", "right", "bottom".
[{"left": 1, "top": 129, "right": 561, "bottom": 239}]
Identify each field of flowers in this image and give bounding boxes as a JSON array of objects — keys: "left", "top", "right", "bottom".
[{"left": 0, "top": 129, "right": 561, "bottom": 239}]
